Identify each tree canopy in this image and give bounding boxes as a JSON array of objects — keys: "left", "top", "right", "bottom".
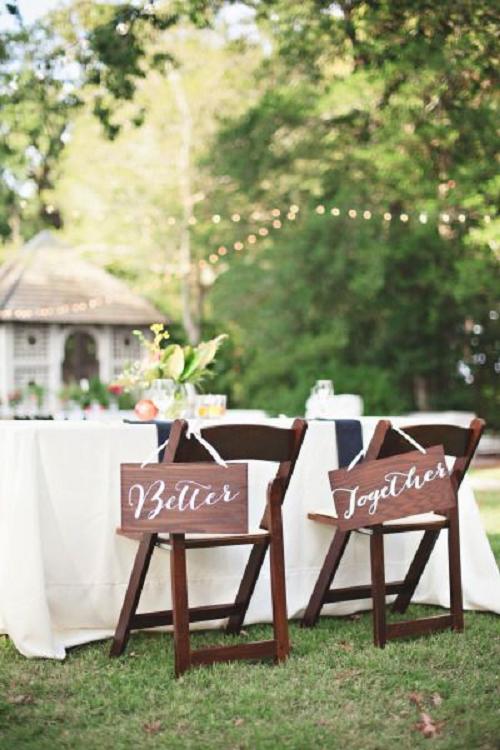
[{"left": 0, "top": 0, "right": 498, "bottom": 422}]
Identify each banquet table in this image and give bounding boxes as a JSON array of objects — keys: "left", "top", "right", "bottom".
[{"left": 0, "top": 417, "right": 499, "bottom": 659}]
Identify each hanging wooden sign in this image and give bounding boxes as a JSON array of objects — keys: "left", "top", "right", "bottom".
[
  {"left": 120, "top": 463, "right": 248, "bottom": 534},
  {"left": 328, "top": 445, "right": 456, "bottom": 531}
]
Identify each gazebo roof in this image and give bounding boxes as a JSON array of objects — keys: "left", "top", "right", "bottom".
[{"left": 0, "top": 231, "right": 166, "bottom": 325}]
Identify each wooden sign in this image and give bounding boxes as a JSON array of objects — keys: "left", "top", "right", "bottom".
[
  {"left": 120, "top": 463, "right": 248, "bottom": 534},
  {"left": 328, "top": 445, "right": 456, "bottom": 531}
]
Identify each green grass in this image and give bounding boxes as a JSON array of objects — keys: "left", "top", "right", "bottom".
[{"left": 1, "top": 494, "right": 499, "bottom": 750}]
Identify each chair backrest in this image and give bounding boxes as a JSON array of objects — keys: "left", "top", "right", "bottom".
[
  {"left": 163, "top": 419, "right": 308, "bottom": 526},
  {"left": 366, "top": 418, "right": 485, "bottom": 492}
]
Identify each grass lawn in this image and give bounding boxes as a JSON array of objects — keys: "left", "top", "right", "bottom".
[{"left": 1, "top": 492, "right": 499, "bottom": 749}]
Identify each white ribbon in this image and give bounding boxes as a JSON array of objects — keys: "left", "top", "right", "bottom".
[
  {"left": 140, "top": 436, "right": 170, "bottom": 469},
  {"left": 392, "top": 424, "right": 427, "bottom": 454},
  {"left": 347, "top": 448, "right": 365, "bottom": 471},
  {"left": 140, "top": 419, "right": 228, "bottom": 469},
  {"left": 345, "top": 424, "right": 426, "bottom": 474},
  {"left": 186, "top": 420, "right": 228, "bottom": 468}
]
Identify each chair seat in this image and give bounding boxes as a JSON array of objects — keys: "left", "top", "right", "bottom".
[
  {"left": 307, "top": 509, "right": 447, "bottom": 528},
  {"left": 116, "top": 527, "right": 270, "bottom": 548}
]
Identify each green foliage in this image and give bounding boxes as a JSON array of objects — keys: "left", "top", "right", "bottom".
[
  {"left": 59, "top": 377, "right": 110, "bottom": 409},
  {"left": 206, "top": 0, "right": 499, "bottom": 422}
]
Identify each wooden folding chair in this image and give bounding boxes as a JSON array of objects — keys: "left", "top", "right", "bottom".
[
  {"left": 302, "top": 418, "right": 485, "bottom": 645},
  {"left": 111, "top": 418, "right": 307, "bottom": 675}
]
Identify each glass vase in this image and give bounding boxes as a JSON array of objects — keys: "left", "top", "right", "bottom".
[{"left": 148, "top": 379, "right": 191, "bottom": 419}]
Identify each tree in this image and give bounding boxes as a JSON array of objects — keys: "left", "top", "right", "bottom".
[{"left": 205, "top": 0, "right": 499, "bottom": 419}]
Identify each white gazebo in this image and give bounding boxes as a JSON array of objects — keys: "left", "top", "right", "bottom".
[{"left": 0, "top": 231, "right": 165, "bottom": 410}]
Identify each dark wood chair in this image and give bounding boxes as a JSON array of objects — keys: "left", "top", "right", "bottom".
[
  {"left": 302, "top": 418, "right": 485, "bottom": 645},
  {"left": 111, "top": 418, "right": 307, "bottom": 675}
]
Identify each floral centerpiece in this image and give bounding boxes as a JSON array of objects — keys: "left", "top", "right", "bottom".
[{"left": 115, "top": 324, "right": 227, "bottom": 419}]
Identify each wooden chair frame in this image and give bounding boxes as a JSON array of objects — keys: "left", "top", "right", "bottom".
[
  {"left": 302, "top": 418, "right": 485, "bottom": 645},
  {"left": 111, "top": 418, "right": 307, "bottom": 675}
]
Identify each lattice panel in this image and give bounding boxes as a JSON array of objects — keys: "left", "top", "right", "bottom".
[
  {"left": 14, "top": 365, "right": 49, "bottom": 389},
  {"left": 112, "top": 328, "right": 142, "bottom": 362},
  {"left": 13, "top": 325, "right": 49, "bottom": 359}
]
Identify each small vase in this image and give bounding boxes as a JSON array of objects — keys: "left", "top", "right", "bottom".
[{"left": 147, "top": 379, "right": 192, "bottom": 419}]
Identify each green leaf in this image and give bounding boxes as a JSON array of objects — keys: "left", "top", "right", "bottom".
[{"left": 161, "top": 344, "right": 184, "bottom": 381}]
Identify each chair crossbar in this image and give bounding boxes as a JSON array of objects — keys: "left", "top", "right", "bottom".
[
  {"left": 386, "top": 615, "right": 453, "bottom": 639},
  {"left": 324, "top": 581, "right": 405, "bottom": 603},
  {"left": 190, "top": 639, "right": 277, "bottom": 667},
  {"left": 380, "top": 520, "right": 449, "bottom": 534},
  {"left": 132, "top": 602, "right": 244, "bottom": 629}
]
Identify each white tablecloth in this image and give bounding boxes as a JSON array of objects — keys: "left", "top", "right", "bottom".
[{"left": 0, "top": 418, "right": 498, "bottom": 659}]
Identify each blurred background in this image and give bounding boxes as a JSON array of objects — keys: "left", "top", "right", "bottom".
[{"left": 0, "top": 0, "right": 498, "bottom": 423}]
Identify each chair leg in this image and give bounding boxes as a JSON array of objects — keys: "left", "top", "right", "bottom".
[
  {"left": 448, "top": 509, "right": 464, "bottom": 632},
  {"left": 268, "top": 499, "right": 289, "bottom": 662},
  {"left": 110, "top": 532, "right": 157, "bottom": 657},
  {"left": 170, "top": 533, "right": 191, "bottom": 676},
  {"left": 391, "top": 529, "right": 441, "bottom": 614},
  {"left": 302, "top": 530, "right": 351, "bottom": 627},
  {"left": 225, "top": 541, "right": 269, "bottom": 635},
  {"left": 370, "top": 529, "right": 386, "bottom": 648}
]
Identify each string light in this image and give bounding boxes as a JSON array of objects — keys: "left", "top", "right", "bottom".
[
  {"left": 185, "top": 199, "right": 495, "bottom": 273},
  {"left": 217, "top": 246, "right": 227, "bottom": 256},
  {"left": 0, "top": 296, "right": 116, "bottom": 321},
  {"left": 167, "top": 216, "right": 176, "bottom": 226}
]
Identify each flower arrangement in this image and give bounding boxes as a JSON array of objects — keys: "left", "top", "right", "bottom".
[{"left": 115, "top": 324, "right": 227, "bottom": 393}]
